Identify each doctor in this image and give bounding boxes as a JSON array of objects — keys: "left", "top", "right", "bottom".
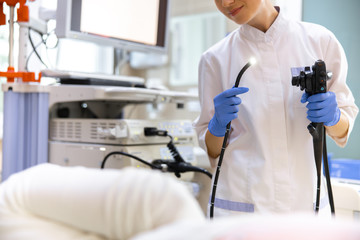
[{"left": 194, "top": 0, "right": 358, "bottom": 216}]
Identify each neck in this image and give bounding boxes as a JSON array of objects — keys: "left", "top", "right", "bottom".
[{"left": 248, "top": 4, "right": 279, "bottom": 33}]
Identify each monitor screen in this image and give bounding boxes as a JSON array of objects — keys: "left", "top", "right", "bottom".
[{"left": 56, "top": 0, "right": 169, "bottom": 53}]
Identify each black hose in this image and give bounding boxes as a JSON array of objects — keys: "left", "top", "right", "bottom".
[
  {"left": 209, "top": 61, "right": 254, "bottom": 218},
  {"left": 101, "top": 151, "right": 161, "bottom": 170},
  {"left": 323, "top": 129, "right": 335, "bottom": 215}
]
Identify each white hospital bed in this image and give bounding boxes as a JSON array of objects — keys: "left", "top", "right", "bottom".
[{"left": 0, "top": 164, "right": 359, "bottom": 240}]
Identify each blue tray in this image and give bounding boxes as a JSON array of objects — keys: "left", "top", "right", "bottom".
[{"left": 329, "top": 158, "right": 360, "bottom": 180}]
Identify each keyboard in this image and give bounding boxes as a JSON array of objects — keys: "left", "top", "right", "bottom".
[{"left": 41, "top": 69, "right": 146, "bottom": 87}]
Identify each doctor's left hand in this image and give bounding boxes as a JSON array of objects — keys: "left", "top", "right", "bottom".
[{"left": 301, "top": 91, "right": 341, "bottom": 126}]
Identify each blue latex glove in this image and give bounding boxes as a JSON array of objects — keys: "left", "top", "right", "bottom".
[
  {"left": 208, "top": 87, "right": 249, "bottom": 137},
  {"left": 301, "top": 91, "right": 341, "bottom": 126}
]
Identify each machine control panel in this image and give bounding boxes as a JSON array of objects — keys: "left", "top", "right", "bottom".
[{"left": 50, "top": 118, "right": 195, "bottom": 145}]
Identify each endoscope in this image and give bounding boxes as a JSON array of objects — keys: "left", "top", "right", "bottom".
[
  {"left": 210, "top": 59, "right": 335, "bottom": 218},
  {"left": 209, "top": 58, "right": 256, "bottom": 218},
  {"left": 291, "top": 59, "right": 335, "bottom": 215}
]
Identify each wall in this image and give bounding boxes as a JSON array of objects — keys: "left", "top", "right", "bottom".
[
  {"left": 272, "top": 0, "right": 302, "bottom": 21},
  {"left": 170, "top": 0, "right": 236, "bottom": 29},
  {"left": 138, "top": 0, "right": 229, "bottom": 121},
  {"left": 145, "top": 0, "right": 229, "bottom": 93},
  {"left": 303, "top": 0, "right": 360, "bottom": 159},
  {"left": 146, "top": 0, "right": 303, "bottom": 92}
]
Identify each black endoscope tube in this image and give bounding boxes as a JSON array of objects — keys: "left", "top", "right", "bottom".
[
  {"left": 323, "top": 130, "right": 335, "bottom": 214},
  {"left": 209, "top": 61, "right": 254, "bottom": 219},
  {"left": 308, "top": 122, "right": 324, "bottom": 212}
]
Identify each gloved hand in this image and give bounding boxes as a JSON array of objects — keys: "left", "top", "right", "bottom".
[
  {"left": 301, "top": 91, "right": 341, "bottom": 126},
  {"left": 208, "top": 87, "right": 249, "bottom": 137}
]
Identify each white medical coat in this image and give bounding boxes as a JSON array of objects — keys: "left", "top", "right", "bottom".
[{"left": 193, "top": 9, "right": 358, "bottom": 217}]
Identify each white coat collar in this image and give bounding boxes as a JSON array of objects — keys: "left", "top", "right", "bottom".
[{"left": 239, "top": 6, "right": 287, "bottom": 43}]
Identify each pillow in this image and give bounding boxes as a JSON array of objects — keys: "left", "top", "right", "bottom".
[{"left": 0, "top": 163, "right": 205, "bottom": 239}]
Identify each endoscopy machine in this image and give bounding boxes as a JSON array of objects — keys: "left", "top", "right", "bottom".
[
  {"left": 46, "top": 82, "right": 211, "bottom": 200},
  {"left": 49, "top": 118, "right": 198, "bottom": 179},
  {"left": 2, "top": 81, "right": 212, "bottom": 205}
]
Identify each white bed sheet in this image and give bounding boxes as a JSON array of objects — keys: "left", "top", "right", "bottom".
[
  {"left": 131, "top": 213, "right": 360, "bottom": 240},
  {"left": 0, "top": 163, "right": 205, "bottom": 240}
]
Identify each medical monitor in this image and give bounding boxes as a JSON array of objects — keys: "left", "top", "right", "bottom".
[{"left": 55, "top": 0, "right": 169, "bottom": 54}]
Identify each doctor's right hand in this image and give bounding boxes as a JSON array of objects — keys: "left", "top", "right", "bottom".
[{"left": 208, "top": 87, "right": 249, "bottom": 137}]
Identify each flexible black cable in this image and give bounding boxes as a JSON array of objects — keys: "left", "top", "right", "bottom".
[
  {"left": 144, "top": 129, "right": 213, "bottom": 179},
  {"left": 25, "top": 40, "right": 43, "bottom": 71},
  {"left": 189, "top": 165, "right": 212, "bottom": 179},
  {"left": 323, "top": 128, "right": 335, "bottom": 215},
  {"left": 100, "top": 151, "right": 162, "bottom": 170},
  {"left": 167, "top": 140, "right": 186, "bottom": 163},
  {"left": 209, "top": 60, "right": 254, "bottom": 219},
  {"left": 26, "top": 27, "right": 58, "bottom": 71},
  {"left": 307, "top": 122, "right": 324, "bottom": 213},
  {"left": 235, "top": 62, "right": 253, "bottom": 86},
  {"left": 307, "top": 116, "right": 335, "bottom": 215},
  {"left": 28, "top": 28, "right": 49, "bottom": 69},
  {"left": 101, "top": 130, "right": 212, "bottom": 179},
  {"left": 315, "top": 170, "right": 321, "bottom": 212},
  {"left": 164, "top": 134, "right": 212, "bottom": 178},
  {"left": 152, "top": 159, "right": 213, "bottom": 179}
]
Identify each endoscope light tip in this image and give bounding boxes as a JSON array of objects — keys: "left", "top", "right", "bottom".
[{"left": 249, "top": 57, "right": 257, "bottom": 65}]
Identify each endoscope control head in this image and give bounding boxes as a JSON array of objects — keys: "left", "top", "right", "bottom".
[{"left": 291, "top": 59, "right": 332, "bottom": 95}]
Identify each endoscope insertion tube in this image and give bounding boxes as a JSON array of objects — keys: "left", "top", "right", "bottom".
[{"left": 209, "top": 58, "right": 256, "bottom": 218}]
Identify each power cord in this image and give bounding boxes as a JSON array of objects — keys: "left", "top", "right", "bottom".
[
  {"left": 101, "top": 151, "right": 161, "bottom": 169},
  {"left": 144, "top": 127, "right": 212, "bottom": 179},
  {"left": 26, "top": 27, "right": 58, "bottom": 71},
  {"left": 100, "top": 127, "right": 212, "bottom": 180},
  {"left": 27, "top": 27, "right": 49, "bottom": 69}
]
